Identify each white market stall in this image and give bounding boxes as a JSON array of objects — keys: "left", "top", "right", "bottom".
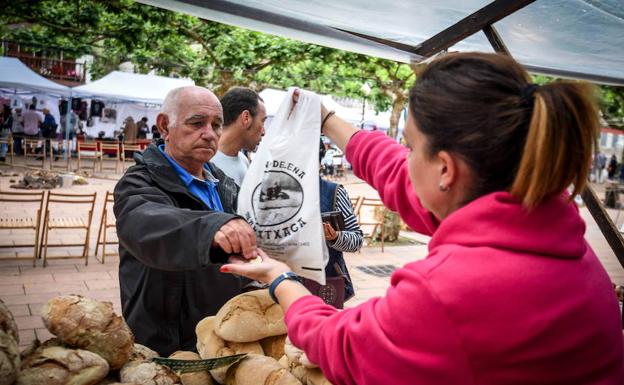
[
  {"left": 71, "top": 71, "right": 194, "bottom": 138},
  {"left": 0, "top": 57, "right": 70, "bottom": 124}
]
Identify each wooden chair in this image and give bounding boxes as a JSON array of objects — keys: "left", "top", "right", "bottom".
[
  {"left": 49, "top": 139, "right": 71, "bottom": 171},
  {"left": 0, "top": 190, "right": 46, "bottom": 267},
  {"left": 77, "top": 141, "right": 101, "bottom": 172},
  {"left": 349, "top": 196, "right": 363, "bottom": 223},
  {"left": 23, "top": 138, "right": 45, "bottom": 168},
  {"left": 99, "top": 142, "right": 122, "bottom": 173},
  {"left": 359, "top": 197, "right": 386, "bottom": 252},
  {"left": 122, "top": 142, "right": 146, "bottom": 170},
  {"left": 39, "top": 191, "right": 97, "bottom": 267},
  {"left": 94, "top": 191, "right": 117, "bottom": 263},
  {"left": 0, "top": 134, "right": 14, "bottom": 165}
]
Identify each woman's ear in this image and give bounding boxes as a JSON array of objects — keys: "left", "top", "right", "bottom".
[
  {"left": 437, "top": 150, "right": 457, "bottom": 190},
  {"left": 156, "top": 113, "right": 170, "bottom": 140}
]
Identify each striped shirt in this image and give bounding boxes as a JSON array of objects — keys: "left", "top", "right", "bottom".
[{"left": 328, "top": 185, "right": 363, "bottom": 252}]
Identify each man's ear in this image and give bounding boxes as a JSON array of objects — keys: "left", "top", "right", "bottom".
[
  {"left": 240, "top": 110, "right": 251, "bottom": 129},
  {"left": 156, "top": 113, "right": 170, "bottom": 140}
]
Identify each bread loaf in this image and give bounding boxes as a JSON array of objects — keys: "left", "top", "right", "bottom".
[
  {"left": 0, "top": 299, "right": 18, "bottom": 343},
  {"left": 289, "top": 364, "right": 333, "bottom": 385},
  {"left": 214, "top": 290, "right": 286, "bottom": 343},
  {"left": 17, "top": 346, "right": 109, "bottom": 385},
  {"left": 169, "top": 351, "right": 213, "bottom": 385},
  {"left": 196, "top": 316, "right": 263, "bottom": 384},
  {"left": 41, "top": 295, "right": 134, "bottom": 370},
  {"left": 225, "top": 354, "right": 301, "bottom": 385},
  {"left": 120, "top": 361, "right": 180, "bottom": 385},
  {"left": 260, "top": 335, "right": 286, "bottom": 360},
  {"left": 128, "top": 344, "right": 158, "bottom": 363},
  {"left": 0, "top": 330, "right": 20, "bottom": 385},
  {"left": 284, "top": 337, "right": 316, "bottom": 368}
]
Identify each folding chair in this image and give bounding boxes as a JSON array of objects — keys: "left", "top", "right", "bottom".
[
  {"left": 359, "top": 197, "right": 386, "bottom": 252},
  {"left": 99, "top": 142, "right": 123, "bottom": 173},
  {"left": 23, "top": 138, "right": 45, "bottom": 168},
  {"left": 122, "top": 142, "right": 145, "bottom": 170},
  {"left": 0, "top": 134, "right": 14, "bottom": 165},
  {"left": 0, "top": 190, "right": 46, "bottom": 267},
  {"left": 39, "top": 192, "right": 97, "bottom": 267},
  {"left": 349, "top": 196, "right": 363, "bottom": 223},
  {"left": 49, "top": 139, "right": 71, "bottom": 171},
  {"left": 77, "top": 141, "right": 101, "bottom": 172},
  {"left": 94, "top": 191, "right": 117, "bottom": 263}
]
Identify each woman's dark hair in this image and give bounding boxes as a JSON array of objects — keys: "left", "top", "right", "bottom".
[
  {"left": 409, "top": 52, "right": 599, "bottom": 208},
  {"left": 221, "top": 87, "right": 264, "bottom": 126}
]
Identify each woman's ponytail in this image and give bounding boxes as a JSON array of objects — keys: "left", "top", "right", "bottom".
[{"left": 510, "top": 81, "right": 599, "bottom": 208}]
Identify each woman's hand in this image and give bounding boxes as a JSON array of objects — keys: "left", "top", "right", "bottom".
[
  {"left": 221, "top": 248, "right": 291, "bottom": 284},
  {"left": 323, "top": 223, "right": 338, "bottom": 241}
]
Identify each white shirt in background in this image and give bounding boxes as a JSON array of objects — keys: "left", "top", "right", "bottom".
[{"left": 211, "top": 150, "right": 250, "bottom": 187}]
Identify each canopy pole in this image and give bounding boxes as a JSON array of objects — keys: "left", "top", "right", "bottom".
[
  {"left": 483, "top": 23, "right": 624, "bottom": 269},
  {"left": 64, "top": 91, "right": 72, "bottom": 162}
]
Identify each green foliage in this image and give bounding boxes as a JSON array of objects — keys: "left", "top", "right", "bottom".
[{"left": 0, "top": 0, "right": 404, "bottom": 134}]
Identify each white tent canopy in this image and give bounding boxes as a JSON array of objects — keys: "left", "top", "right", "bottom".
[
  {"left": 72, "top": 71, "right": 195, "bottom": 105},
  {"left": 138, "top": 0, "right": 624, "bottom": 86},
  {"left": 0, "top": 57, "right": 70, "bottom": 97}
]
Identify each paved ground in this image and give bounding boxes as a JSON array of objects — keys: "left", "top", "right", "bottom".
[{"left": 1, "top": 157, "right": 623, "bottom": 351}]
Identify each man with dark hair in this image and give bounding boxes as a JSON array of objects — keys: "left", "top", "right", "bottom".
[{"left": 212, "top": 87, "right": 267, "bottom": 186}]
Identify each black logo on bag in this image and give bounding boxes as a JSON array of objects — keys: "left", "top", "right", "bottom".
[{"left": 252, "top": 171, "right": 304, "bottom": 226}]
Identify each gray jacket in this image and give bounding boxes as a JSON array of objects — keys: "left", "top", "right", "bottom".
[{"left": 114, "top": 141, "right": 243, "bottom": 356}]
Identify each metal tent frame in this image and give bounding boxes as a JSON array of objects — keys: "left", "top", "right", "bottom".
[{"left": 137, "top": 0, "right": 624, "bottom": 267}]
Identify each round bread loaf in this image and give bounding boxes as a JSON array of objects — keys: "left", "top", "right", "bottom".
[
  {"left": 225, "top": 354, "right": 301, "bottom": 385},
  {"left": 169, "top": 351, "right": 214, "bottom": 385},
  {"left": 214, "top": 290, "right": 286, "bottom": 343},
  {"left": 196, "top": 316, "right": 263, "bottom": 384},
  {"left": 17, "top": 346, "right": 109, "bottom": 385},
  {"left": 0, "top": 299, "right": 19, "bottom": 343},
  {"left": 0, "top": 330, "right": 20, "bottom": 385},
  {"left": 41, "top": 295, "right": 134, "bottom": 370}
]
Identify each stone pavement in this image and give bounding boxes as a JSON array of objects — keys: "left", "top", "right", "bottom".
[{"left": 0, "top": 160, "right": 623, "bottom": 351}]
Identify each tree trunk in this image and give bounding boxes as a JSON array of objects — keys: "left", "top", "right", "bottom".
[{"left": 387, "top": 95, "right": 406, "bottom": 140}]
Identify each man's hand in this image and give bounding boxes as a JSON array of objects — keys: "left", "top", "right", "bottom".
[
  {"left": 212, "top": 218, "right": 258, "bottom": 260},
  {"left": 323, "top": 222, "right": 338, "bottom": 241}
]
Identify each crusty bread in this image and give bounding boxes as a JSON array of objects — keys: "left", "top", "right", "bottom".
[
  {"left": 225, "top": 354, "right": 301, "bottom": 385},
  {"left": 284, "top": 337, "right": 316, "bottom": 369},
  {"left": 41, "top": 295, "right": 134, "bottom": 370},
  {"left": 127, "top": 344, "right": 158, "bottom": 363},
  {"left": 169, "top": 351, "right": 213, "bottom": 385},
  {"left": 0, "top": 299, "right": 19, "bottom": 343},
  {"left": 120, "top": 361, "right": 180, "bottom": 385},
  {"left": 0, "top": 330, "right": 20, "bottom": 385},
  {"left": 196, "top": 316, "right": 263, "bottom": 383},
  {"left": 17, "top": 346, "right": 109, "bottom": 385},
  {"left": 260, "top": 334, "right": 287, "bottom": 360},
  {"left": 289, "top": 364, "right": 333, "bottom": 385},
  {"left": 214, "top": 290, "right": 286, "bottom": 343}
]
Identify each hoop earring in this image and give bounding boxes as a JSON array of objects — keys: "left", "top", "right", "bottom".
[{"left": 439, "top": 183, "right": 450, "bottom": 192}]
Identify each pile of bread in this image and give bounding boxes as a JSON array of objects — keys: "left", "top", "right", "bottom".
[{"left": 0, "top": 289, "right": 332, "bottom": 385}]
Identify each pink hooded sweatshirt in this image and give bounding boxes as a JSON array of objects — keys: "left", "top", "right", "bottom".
[{"left": 285, "top": 131, "right": 624, "bottom": 385}]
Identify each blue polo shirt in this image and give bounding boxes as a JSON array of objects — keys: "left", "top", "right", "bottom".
[{"left": 158, "top": 145, "right": 224, "bottom": 211}]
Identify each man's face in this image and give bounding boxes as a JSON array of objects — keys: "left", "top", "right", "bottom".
[
  {"left": 163, "top": 88, "right": 223, "bottom": 168},
  {"left": 243, "top": 101, "right": 267, "bottom": 152}
]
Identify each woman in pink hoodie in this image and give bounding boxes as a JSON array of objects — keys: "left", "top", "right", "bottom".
[{"left": 222, "top": 53, "right": 624, "bottom": 384}]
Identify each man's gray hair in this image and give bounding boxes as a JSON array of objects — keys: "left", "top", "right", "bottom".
[{"left": 161, "top": 86, "right": 186, "bottom": 126}]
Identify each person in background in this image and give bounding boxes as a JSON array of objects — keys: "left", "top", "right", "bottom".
[
  {"left": 20, "top": 104, "right": 42, "bottom": 138},
  {"left": 151, "top": 124, "right": 160, "bottom": 139},
  {"left": 608, "top": 154, "right": 618, "bottom": 180},
  {"left": 114, "top": 85, "right": 258, "bottom": 357},
  {"left": 221, "top": 52, "right": 623, "bottom": 384},
  {"left": 122, "top": 116, "right": 138, "bottom": 142},
  {"left": 0, "top": 105, "right": 11, "bottom": 162},
  {"left": 40, "top": 108, "right": 58, "bottom": 158},
  {"left": 136, "top": 116, "right": 149, "bottom": 139},
  {"left": 212, "top": 87, "right": 267, "bottom": 187},
  {"left": 11, "top": 107, "right": 23, "bottom": 155}
]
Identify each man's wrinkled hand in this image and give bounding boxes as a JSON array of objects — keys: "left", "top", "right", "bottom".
[{"left": 212, "top": 218, "right": 258, "bottom": 260}]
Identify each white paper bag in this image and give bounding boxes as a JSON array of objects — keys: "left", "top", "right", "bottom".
[{"left": 238, "top": 89, "right": 328, "bottom": 284}]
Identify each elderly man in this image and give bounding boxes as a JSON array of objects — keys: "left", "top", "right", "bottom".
[
  {"left": 114, "top": 86, "right": 258, "bottom": 356},
  {"left": 211, "top": 87, "right": 267, "bottom": 186}
]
